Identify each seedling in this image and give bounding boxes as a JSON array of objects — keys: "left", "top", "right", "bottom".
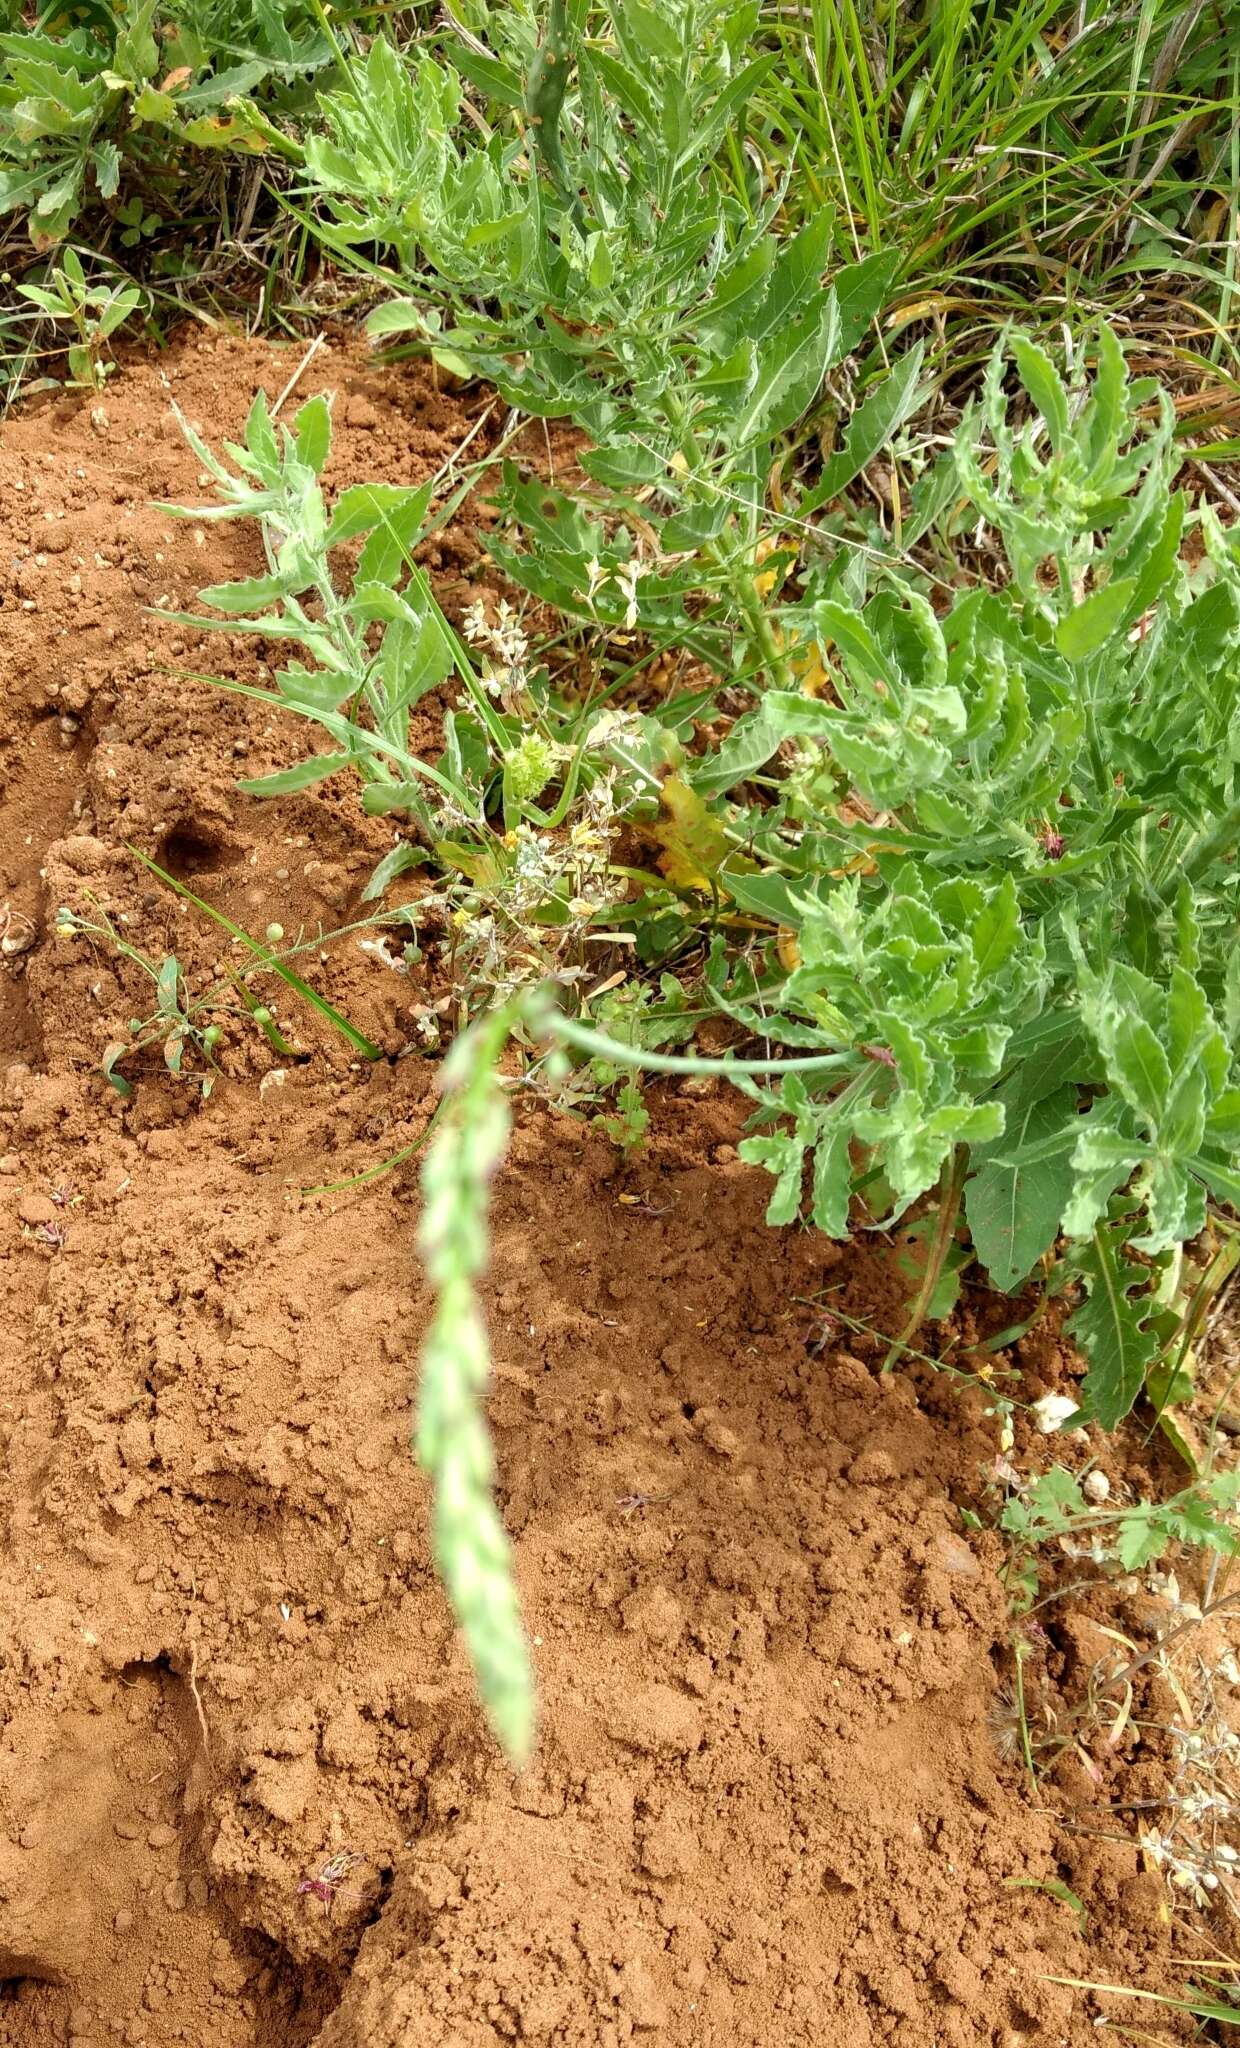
[
  {"left": 17, "top": 248, "right": 143, "bottom": 389},
  {"left": 53, "top": 900, "right": 240, "bottom": 1095},
  {"left": 51, "top": 890, "right": 365, "bottom": 1096}
]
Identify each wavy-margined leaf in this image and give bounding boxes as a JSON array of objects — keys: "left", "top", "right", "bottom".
[
  {"left": 802, "top": 345, "right": 925, "bottom": 514},
  {"left": 739, "top": 1130, "right": 808, "bottom": 1225},
  {"left": 197, "top": 573, "right": 289, "bottom": 613},
  {"left": 237, "top": 752, "right": 351, "bottom": 797},
  {"left": 361, "top": 840, "right": 428, "bottom": 903},
  {"left": 966, "top": 1083, "right": 1078, "bottom": 1290},
  {"left": 834, "top": 248, "right": 901, "bottom": 356},
  {"left": 970, "top": 874, "right": 1020, "bottom": 979},
  {"left": 1010, "top": 334, "right": 1071, "bottom": 451},
  {"left": 811, "top": 1118, "right": 854, "bottom": 1236},
  {"left": 727, "top": 295, "right": 841, "bottom": 447},
  {"left": 1067, "top": 1223, "right": 1160, "bottom": 1428},
  {"left": 1055, "top": 577, "right": 1138, "bottom": 659},
  {"left": 690, "top": 692, "right": 833, "bottom": 795},
  {"left": 749, "top": 211, "right": 834, "bottom": 341},
  {"left": 1061, "top": 1123, "right": 1141, "bottom": 1239},
  {"left": 293, "top": 393, "right": 332, "bottom": 477},
  {"left": 327, "top": 478, "right": 433, "bottom": 551}
]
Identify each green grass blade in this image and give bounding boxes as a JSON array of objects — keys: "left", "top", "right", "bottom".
[{"left": 128, "top": 848, "right": 383, "bottom": 1061}]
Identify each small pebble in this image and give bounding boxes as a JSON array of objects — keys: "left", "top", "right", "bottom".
[
  {"left": 147, "top": 1824, "right": 177, "bottom": 1849},
  {"left": 1083, "top": 1469, "right": 1111, "bottom": 1503},
  {"left": 113, "top": 1816, "right": 142, "bottom": 1841},
  {"left": 114, "top": 1909, "right": 134, "bottom": 1935},
  {"left": 162, "top": 1879, "right": 187, "bottom": 1913}
]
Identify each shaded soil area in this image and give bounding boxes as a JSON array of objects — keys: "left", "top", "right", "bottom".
[{"left": 0, "top": 330, "right": 1229, "bottom": 2047}]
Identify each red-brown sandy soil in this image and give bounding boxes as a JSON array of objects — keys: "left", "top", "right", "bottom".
[{"left": 0, "top": 329, "right": 1231, "bottom": 2048}]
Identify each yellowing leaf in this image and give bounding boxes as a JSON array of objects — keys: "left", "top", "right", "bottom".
[
  {"left": 646, "top": 774, "right": 730, "bottom": 889},
  {"left": 435, "top": 839, "right": 507, "bottom": 886},
  {"left": 752, "top": 534, "right": 790, "bottom": 599},
  {"left": 788, "top": 636, "right": 831, "bottom": 696},
  {"left": 181, "top": 112, "right": 271, "bottom": 155}
]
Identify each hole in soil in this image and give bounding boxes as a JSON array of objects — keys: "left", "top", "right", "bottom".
[
  {"left": 158, "top": 823, "right": 230, "bottom": 879},
  {"left": 681, "top": 1401, "right": 697, "bottom": 1419},
  {"left": 0, "top": 1964, "right": 66, "bottom": 1990},
  {"left": 0, "top": 1975, "right": 70, "bottom": 2040}
]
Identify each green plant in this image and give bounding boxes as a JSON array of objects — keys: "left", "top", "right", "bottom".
[
  {"left": 751, "top": 0, "right": 1240, "bottom": 362},
  {"left": 575, "top": 975, "right": 696, "bottom": 1149},
  {"left": 1001, "top": 1464, "right": 1240, "bottom": 1592},
  {"left": 1049, "top": 1974, "right": 1240, "bottom": 2029},
  {"left": 0, "top": 0, "right": 320, "bottom": 250},
  {"left": 115, "top": 195, "right": 161, "bottom": 246},
  {"left": 295, "top": 7, "right": 921, "bottom": 696},
  {"left": 397, "top": 321, "right": 1240, "bottom": 1757},
  {"left": 130, "top": 849, "right": 384, "bottom": 1061},
  {"left": 51, "top": 896, "right": 285, "bottom": 1094},
  {"left": 162, "top": 390, "right": 717, "bottom": 997},
  {"left": 129, "top": 0, "right": 1240, "bottom": 1761},
  {"left": 416, "top": 1001, "right": 533, "bottom": 1763},
  {"left": 161, "top": 385, "right": 476, "bottom": 852},
  {"left": 54, "top": 865, "right": 388, "bottom": 1091},
  {"left": 17, "top": 246, "right": 143, "bottom": 386},
  {"left": 696, "top": 325, "right": 1240, "bottom": 1432}
]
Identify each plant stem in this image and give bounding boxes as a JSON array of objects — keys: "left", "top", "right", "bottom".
[
  {"left": 1012, "top": 1634, "right": 1038, "bottom": 1792},
  {"left": 654, "top": 386, "right": 794, "bottom": 693},
  {"left": 882, "top": 1144, "right": 968, "bottom": 1370},
  {"left": 546, "top": 1007, "right": 853, "bottom": 1078},
  {"left": 1159, "top": 796, "right": 1240, "bottom": 901}
]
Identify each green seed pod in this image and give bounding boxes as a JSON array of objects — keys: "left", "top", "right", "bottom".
[
  {"left": 253, "top": 1006, "right": 272, "bottom": 1026},
  {"left": 265, "top": 923, "right": 284, "bottom": 944},
  {"left": 202, "top": 1024, "right": 223, "bottom": 1049}
]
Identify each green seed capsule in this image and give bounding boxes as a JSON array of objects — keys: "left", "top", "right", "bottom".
[
  {"left": 253, "top": 1007, "right": 272, "bottom": 1026},
  {"left": 202, "top": 1025, "right": 223, "bottom": 1049},
  {"left": 265, "top": 923, "right": 284, "bottom": 944}
]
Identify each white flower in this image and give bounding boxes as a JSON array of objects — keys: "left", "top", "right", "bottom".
[
  {"left": 614, "top": 557, "right": 646, "bottom": 630},
  {"left": 1031, "top": 1393, "right": 1079, "bottom": 1434}
]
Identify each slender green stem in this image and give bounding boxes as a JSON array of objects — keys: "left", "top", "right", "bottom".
[
  {"left": 546, "top": 1008, "right": 853, "bottom": 1078},
  {"left": 1012, "top": 1636, "right": 1039, "bottom": 1792},
  {"left": 1159, "top": 797, "right": 1240, "bottom": 900},
  {"left": 882, "top": 1145, "right": 968, "bottom": 1370}
]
